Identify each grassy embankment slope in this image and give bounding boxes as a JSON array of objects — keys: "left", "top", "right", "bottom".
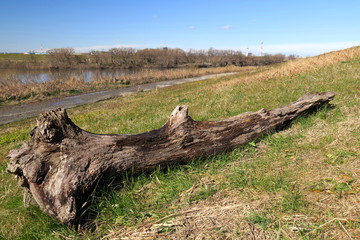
[{"left": 0, "top": 47, "right": 359, "bottom": 239}]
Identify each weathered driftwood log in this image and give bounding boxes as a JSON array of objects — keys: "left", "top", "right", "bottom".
[{"left": 7, "top": 92, "right": 335, "bottom": 224}]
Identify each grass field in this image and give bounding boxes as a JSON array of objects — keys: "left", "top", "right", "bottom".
[{"left": 0, "top": 47, "right": 359, "bottom": 239}]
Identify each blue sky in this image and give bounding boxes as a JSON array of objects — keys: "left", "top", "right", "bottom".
[{"left": 1, "top": 0, "right": 359, "bottom": 56}]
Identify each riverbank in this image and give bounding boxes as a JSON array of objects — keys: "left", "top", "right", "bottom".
[
  {"left": 0, "top": 72, "right": 241, "bottom": 124},
  {"left": 0, "top": 66, "right": 254, "bottom": 105}
]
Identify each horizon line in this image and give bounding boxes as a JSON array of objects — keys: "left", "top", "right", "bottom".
[{"left": 3, "top": 41, "right": 359, "bottom": 57}]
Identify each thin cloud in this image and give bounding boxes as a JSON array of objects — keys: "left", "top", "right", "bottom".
[
  {"left": 188, "top": 26, "right": 196, "bottom": 30},
  {"left": 220, "top": 25, "right": 232, "bottom": 30},
  {"left": 152, "top": 15, "right": 158, "bottom": 19},
  {"left": 75, "top": 44, "right": 142, "bottom": 52}
]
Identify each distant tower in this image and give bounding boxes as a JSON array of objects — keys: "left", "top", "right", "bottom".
[{"left": 260, "top": 42, "right": 263, "bottom": 56}]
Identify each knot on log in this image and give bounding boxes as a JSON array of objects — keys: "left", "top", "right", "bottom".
[
  {"left": 32, "top": 108, "right": 81, "bottom": 144},
  {"left": 168, "top": 105, "right": 193, "bottom": 129},
  {"left": 6, "top": 143, "right": 30, "bottom": 178}
]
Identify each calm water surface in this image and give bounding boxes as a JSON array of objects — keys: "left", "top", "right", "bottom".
[{"left": 0, "top": 69, "right": 138, "bottom": 85}]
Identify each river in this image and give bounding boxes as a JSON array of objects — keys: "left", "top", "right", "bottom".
[{"left": 0, "top": 68, "right": 138, "bottom": 85}]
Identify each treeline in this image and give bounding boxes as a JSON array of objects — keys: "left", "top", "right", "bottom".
[
  {"left": 1, "top": 47, "right": 298, "bottom": 70},
  {"left": 82, "top": 47, "right": 291, "bottom": 68}
]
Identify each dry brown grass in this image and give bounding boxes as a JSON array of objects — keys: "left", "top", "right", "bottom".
[{"left": 103, "top": 176, "right": 278, "bottom": 240}]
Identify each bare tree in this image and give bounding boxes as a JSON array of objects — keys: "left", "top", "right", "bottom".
[
  {"left": 46, "top": 48, "right": 75, "bottom": 68},
  {"left": 109, "top": 48, "right": 136, "bottom": 68}
]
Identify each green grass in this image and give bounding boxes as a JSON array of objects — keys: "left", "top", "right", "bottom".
[
  {"left": 246, "top": 212, "right": 272, "bottom": 229},
  {"left": 0, "top": 47, "right": 359, "bottom": 239},
  {"left": 280, "top": 190, "right": 308, "bottom": 213}
]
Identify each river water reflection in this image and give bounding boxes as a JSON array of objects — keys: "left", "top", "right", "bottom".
[{"left": 0, "top": 69, "right": 138, "bottom": 85}]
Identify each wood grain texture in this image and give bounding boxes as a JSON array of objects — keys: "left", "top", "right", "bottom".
[{"left": 7, "top": 92, "right": 335, "bottom": 224}]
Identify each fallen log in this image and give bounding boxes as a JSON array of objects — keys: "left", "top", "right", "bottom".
[{"left": 7, "top": 92, "right": 335, "bottom": 224}]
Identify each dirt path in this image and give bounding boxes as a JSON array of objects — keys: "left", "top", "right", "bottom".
[{"left": 0, "top": 72, "right": 238, "bottom": 125}]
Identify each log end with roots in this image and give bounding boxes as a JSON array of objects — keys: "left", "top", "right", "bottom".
[{"left": 7, "top": 92, "right": 335, "bottom": 224}]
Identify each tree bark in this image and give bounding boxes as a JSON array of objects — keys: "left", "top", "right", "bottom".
[{"left": 7, "top": 92, "right": 335, "bottom": 224}]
